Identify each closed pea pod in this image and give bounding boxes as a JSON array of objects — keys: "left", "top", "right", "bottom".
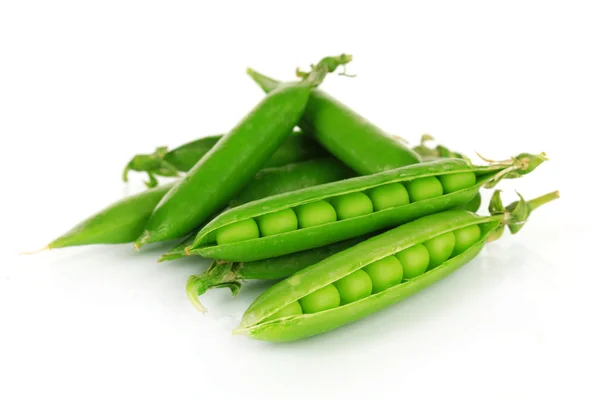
[
  {"left": 134, "top": 54, "right": 352, "bottom": 248},
  {"left": 123, "top": 131, "right": 329, "bottom": 188},
  {"left": 247, "top": 68, "right": 421, "bottom": 174},
  {"left": 182, "top": 153, "right": 546, "bottom": 262},
  {"left": 40, "top": 157, "right": 353, "bottom": 251},
  {"left": 234, "top": 190, "right": 559, "bottom": 342}
]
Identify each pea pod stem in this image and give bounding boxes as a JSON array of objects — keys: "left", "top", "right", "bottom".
[
  {"left": 525, "top": 190, "right": 560, "bottom": 212},
  {"left": 186, "top": 261, "right": 239, "bottom": 313}
]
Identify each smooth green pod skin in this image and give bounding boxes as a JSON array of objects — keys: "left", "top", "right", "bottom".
[
  {"left": 439, "top": 172, "right": 477, "bottom": 194},
  {"left": 257, "top": 209, "right": 298, "bottom": 237},
  {"left": 363, "top": 256, "right": 404, "bottom": 293},
  {"left": 46, "top": 184, "right": 172, "bottom": 249},
  {"left": 134, "top": 85, "right": 313, "bottom": 248},
  {"left": 298, "top": 284, "right": 341, "bottom": 314},
  {"left": 235, "top": 190, "right": 558, "bottom": 342},
  {"left": 123, "top": 131, "right": 330, "bottom": 188},
  {"left": 394, "top": 244, "right": 430, "bottom": 279},
  {"left": 247, "top": 69, "right": 421, "bottom": 174},
  {"left": 135, "top": 55, "right": 351, "bottom": 248},
  {"left": 185, "top": 237, "right": 367, "bottom": 312},
  {"left": 187, "top": 154, "right": 545, "bottom": 262},
  {"left": 454, "top": 192, "right": 481, "bottom": 213},
  {"left": 367, "top": 183, "right": 410, "bottom": 211},
  {"left": 329, "top": 192, "right": 374, "bottom": 220},
  {"left": 423, "top": 232, "right": 456, "bottom": 270},
  {"left": 452, "top": 225, "right": 482, "bottom": 257},
  {"left": 48, "top": 156, "right": 350, "bottom": 250},
  {"left": 216, "top": 219, "right": 259, "bottom": 245},
  {"left": 333, "top": 270, "right": 373, "bottom": 305},
  {"left": 231, "top": 158, "right": 355, "bottom": 208},
  {"left": 265, "top": 302, "right": 303, "bottom": 322},
  {"left": 295, "top": 200, "right": 338, "bottom": 229},
  {"left": 406, "top": 177, "right": 444, "bottom": 202}
]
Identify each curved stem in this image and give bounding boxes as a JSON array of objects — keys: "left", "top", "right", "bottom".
[
  {"left": 185, "top": 261, "right": 240, "bottom": 313},
  {"left": 122, "top": 163, "right": 132, "bottom": 183},
  {"left": 186, "top": 275, "right": 209, "bottom": 313},
  {"left": 20, "top": 245, "right": 50, "bottom": 255},
  {"left": 299, "top": 54, "right": 354, "bottom": 87}
]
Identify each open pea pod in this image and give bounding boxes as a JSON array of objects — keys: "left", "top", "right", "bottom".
[
  {"left": 234, "top": 190, "right": 559, "bottom": 342},
  {"left": 183, "top": 153, "right": 546, "bottom": 262}
]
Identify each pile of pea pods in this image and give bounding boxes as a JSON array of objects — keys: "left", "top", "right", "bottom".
[{"left": 42, "top": 54, "right": 558, "bottom": 342}]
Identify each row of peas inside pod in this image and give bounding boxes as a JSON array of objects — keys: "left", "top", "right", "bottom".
[
  {"left": 183, "top": 153, "right": 544, "bottom": 264},
  {"left": 216, "top": 172, "right": 475, "bottom": 245},
  {"left": 264, "top": 223, "right": 479, "bottom": 320}
]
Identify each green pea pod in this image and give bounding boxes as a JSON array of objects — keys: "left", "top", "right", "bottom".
[
  {"left": 185, "top": 237, "right": 367, "bottom": 312},
  {"left": 123, "top": 131, "right": 329, "bottom": 188},
  {"left": 43, "top": 184, "right": 173, "bottom": 249},
  {"left": 184, "top": 153, "right": 546, "bottom": 262},
  {"left": 134, "top": 54, "right": 352, "bottom": 249},
  {"left": 42, "top": 158, "right": 353, "bottom": 250},
  {"left": 234, "top": 190, "right": 559, "bottom": 342},
  {"left": 247, "top": 68, "right": 421, "bottom": 174}
]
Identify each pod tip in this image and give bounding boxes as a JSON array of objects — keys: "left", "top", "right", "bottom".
[
  {"left": 134, "top": 231, "right": 150, "bottom": 251},
  {"left": 20, "top": 245, "right": 50, "bottom": 255},
  {"left": 232, "top": 327, "right": 246, "bottom": 336}
]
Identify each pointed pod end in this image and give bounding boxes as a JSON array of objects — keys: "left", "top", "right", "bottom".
[
  {"left": 515, "top": 152, "right": 548, "bottom": 174},
  {"left": 133, "top": 232, "right": 150, "bottom": 251},
  {"left": 232, "top": 327, "right": 248, "bottom": 336},
  {"left": 20, "top": 245, "right": 50, "bottom": 255}
]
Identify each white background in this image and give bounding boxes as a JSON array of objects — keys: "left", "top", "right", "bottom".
[{"left": 1, "top": 1, "right": 598, "bottom": 399}]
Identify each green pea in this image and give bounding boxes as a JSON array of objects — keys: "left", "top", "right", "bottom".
[
  {"left": 439, "top": 172, "right": 476, "bottom": 194},
  {"left": 329, "top": 192, "right": 373, "bottom": 220},
  {"left": 363, "top": 256, "right": 404, "bottom": 293},
  {"left": 216, "top": 219, "right": 259, "bottom": 245},
  {"left": 367, "top": 183, "right": 410, "bottom": 211},
  {"left": 298, "top": 284, "right": 341, "bottom": 314},
  {"left": 452, "top": 224, "right": 481, "bottom": 257},
  {"left": 264, "top": 301, "right": 303, "bottom": 322},
  {"left": 333, "top": 270, "right": 373, "bottom": 305},
  {"left": 295, "top": 200, "right": 337, "bottom": 229},
  {"left": 256, "top": 209, "right": 298, "bottom": 237},
  {"left": 423, "top": 232, "right": 455, "bottom": 270},
  {"left": 406, "top": 176, "right": 444, "bottom": 202},
  {"left": 394, "top": 244, "right": 430, "bottom": 279}
]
